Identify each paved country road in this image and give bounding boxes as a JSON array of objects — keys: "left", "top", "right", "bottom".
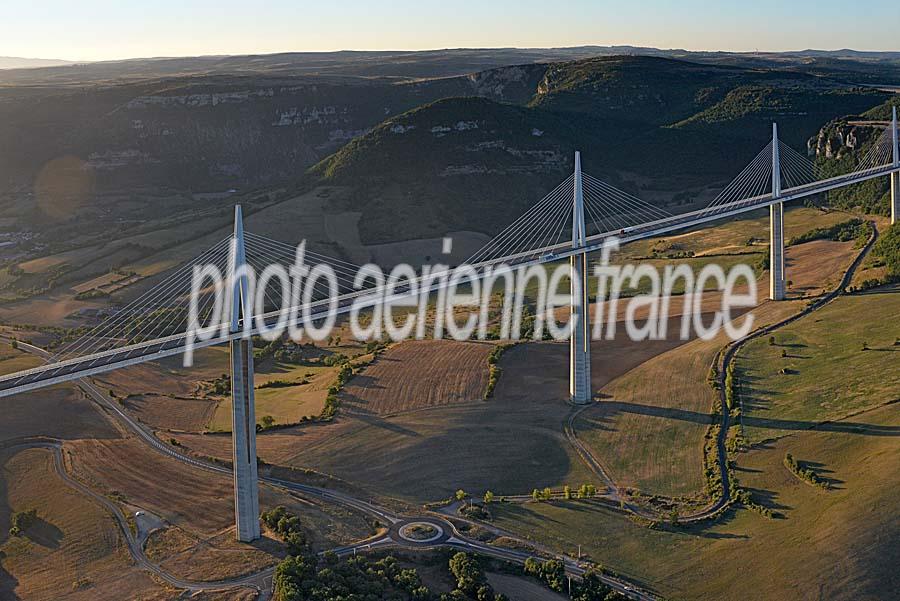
[
  {"left": 3, "top": 336, "right": 657, "bottom": 600},
  {"left": 564, "top": 221, "right": 879, "bottom": 524}
]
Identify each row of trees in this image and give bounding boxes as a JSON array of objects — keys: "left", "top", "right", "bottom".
[
  {"left": 531, "top": 483, "right": 597, "bottom": 502},
  {"left": 274, "top": 549, "right": 512, "bottom": 601},
  {"left": 523, "top": 557, "right": 628, "bottom": 600}
]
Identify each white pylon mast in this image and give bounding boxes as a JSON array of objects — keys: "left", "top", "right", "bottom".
[
  {"left": 228, "top": 205, "right": 260, "bottom": 542},
  {"left": 569, "top": 151, "right": 592, "bottom": 403}
]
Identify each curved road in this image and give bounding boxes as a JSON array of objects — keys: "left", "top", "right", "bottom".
[
  {"left": 564, "top": 222, "right": 879, "bottom": 523},
  {"left": 4, "top": 339, "right": 657, "bottom": 600}
]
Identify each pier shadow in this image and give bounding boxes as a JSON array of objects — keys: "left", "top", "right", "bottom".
[{"left": 586, "top": 400, "right": 900, "bottom": 437}]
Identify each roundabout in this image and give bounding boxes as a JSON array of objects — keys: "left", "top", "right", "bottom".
[{"left": 390, "top": 518, "right": 452, "bottom": 546}]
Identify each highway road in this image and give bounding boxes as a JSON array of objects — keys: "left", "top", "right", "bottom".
[{"left": 3, "top": 337, "right": 657, "bottom": 600}]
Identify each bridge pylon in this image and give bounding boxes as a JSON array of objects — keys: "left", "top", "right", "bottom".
[
  {"left": 228, "top": 205, "right": 261, "bottom": 542},
  {"left": 769, "top": 124, "right": 786, "bottom": 301},
  {"left": 569, "top": 151, "right": 592, "bottom": 404},
  {"left": 891, "top": 106, "right": 899, "bottom": 225}
]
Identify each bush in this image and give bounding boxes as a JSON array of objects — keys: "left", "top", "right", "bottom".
[
  {"left": 9, "top": 509, "right": 37, "bottom": 536},
  {"left": 784, "top": 453, "right": 830, "bottom": 489},
  {"left": 788, "top": 218, "right": 871, "bottom": 246}
]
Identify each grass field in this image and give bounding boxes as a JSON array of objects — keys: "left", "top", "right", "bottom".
[
  {"left": 0, "top": 447, "right": 171, "bottom": 600},
  {"left": 569, "top": 209, "right": 867, "bottom": 499},
  {"left": 489, "top": 400, "right": 900, "bottom": 601},
  {"left": 486, "top": 572, "right": 567, "bottom": 601},
  {"left": 576, "top": 300, "right": 801, "bottom": 497},
  {"left": 736, "top": 286, "right": 900, "bottom": 444},
  {"left": 209, "top": 362, "right": 339, "bottom": 431}
]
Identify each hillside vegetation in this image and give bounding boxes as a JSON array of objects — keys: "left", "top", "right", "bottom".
[{"left": 312, "top": 56, "right": 888, "bottom": 242}]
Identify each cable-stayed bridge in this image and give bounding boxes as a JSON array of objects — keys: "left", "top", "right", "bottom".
[{"left": 1, "top": 111, "right": 898, "bottom": 541}]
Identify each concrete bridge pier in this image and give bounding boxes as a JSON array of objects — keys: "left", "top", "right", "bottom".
[
  {"left": 891, "top": 107, "right": 899, "bottom": 225},
  {"left": 769, "top": 202, "right": 785, "bottom": 300},
  {"left": 569, "top": 151, "right": 592, "bottom": 403},
  {"left": 229, "top": 206, "right": 260, "bottom": 542},
  {"left": 770, "top": 124, "right": 786, "bottom": 301}
]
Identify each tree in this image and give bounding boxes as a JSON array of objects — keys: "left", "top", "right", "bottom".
[
  {"left": 455, "top": 489, "right": 468, "bottom": 503},
  {"left": 542, "top": 487, "right": 552, "bottom": 501},
  {"left": 260, "top": 415, "right": 275, "bottom": 429},
  {"left": 10, "top": 338, "right": 17, "bottom": 349},
  {"left": 449, "top": 552, "right": 487, "bottom": 596},
  {"left": 483, "top": 490, "right": 495, "bottom": 504},
  {"left": 531, "top": 489, "right": 540, "bottom": 502},
  {"left": 563, "top": 485, "right": 571, "bottom": 500}
]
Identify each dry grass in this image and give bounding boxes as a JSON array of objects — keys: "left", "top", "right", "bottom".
[
  {"left": 65, "top": 437, "right": 373, "bottom": 550},
  {"left": 0, "top": 385, "right": 119, "bottom": 443},
  {"left": 0, "top": 447, "right": 172, "bottom": 600},
  {"left": 486, "top": 572, "right": 567, "bottom": 601},
  {"left": 145, "top": 525, "right": 280, "bottom": 582},
  {"left": 122, "top": 394, "right": 217, "bottom": 432}
]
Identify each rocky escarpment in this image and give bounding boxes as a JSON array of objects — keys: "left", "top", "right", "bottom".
[{"left": 808, "top": 120, "right": 880, "bottom": 160}]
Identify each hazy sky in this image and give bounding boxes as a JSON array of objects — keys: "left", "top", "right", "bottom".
[{"left": 4, "top": 0, "right": 899, "bottom": 61}]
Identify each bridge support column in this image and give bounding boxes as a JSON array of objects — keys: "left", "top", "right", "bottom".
[
  {"left": 769, "top": 202, "right": 785, "bottom": 301},
  {"left": 892, "top": 106, "right": 899, "bottom": 225},
  {"left": 569, "top": 152, "right": 592, "bottom": 404},
  {"left": 892, "top": 172, "right": 899, "bottom": 225},
  {"left": 229, "top": 206, "right": 260, "bottom": 543},
  {"left": 769, "top": 124, "right": 786, "bottom": 301}
]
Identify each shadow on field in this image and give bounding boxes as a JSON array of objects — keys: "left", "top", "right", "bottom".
[
  {"left": 585, "top": 401, "right": 900, "bottom": 437},
  {"left": 794, "top": 459, "right": 845, "bottom": 490},
  {"left": 0, "top": 454, "right": 22, "bottom": 600},
  {"left": 21, "top": 516, "right": 63, "bottom": 549}
]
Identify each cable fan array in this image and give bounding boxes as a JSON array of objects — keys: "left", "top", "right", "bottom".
[
  {"left": 466, "top": 172, "right": 672, "bottom": 266},
  {"left": 55, "top": 237, "right": 234, "bottom": 361},
  {"left": 706, "top": 125, "right": 898, "bottom": 216},
  {"left": 53, "top": 234, "right": 379, "bottom": 361}
]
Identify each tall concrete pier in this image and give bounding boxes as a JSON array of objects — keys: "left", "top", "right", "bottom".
[
  {"left": 770, "top": 124, "right": 786, "bottom": 301},
  {"left": 569, "top": 152, "right": 592, "bottom": 404},
  {"left": 892, "top": 107, "right": 899, "bottom": 225},
  {"left": 229, "top": 205, "right": 260, "bottom": 542}
]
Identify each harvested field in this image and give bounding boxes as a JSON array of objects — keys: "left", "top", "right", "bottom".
[
  {"left": 66, "top": 437, "right": 238, "bottom": 535},
  {"left": 783, "top": 239, "right": 857, "bottom": 298},
  {"left": 122, "top": 394, "right": 217, "bottom": 432},
  {"left": 65, "top": 437, "right": 372, "bottom": 548},
  {"left": 0, "top": 447, "right": 171, "bottom": 600},
  {"left": 210, "top": 363, "right": 339, "bottom": 431},
  {"left": 145, "top": 525, "right": 280, "bottom": 582},
  {"left": 0, "top": 385, "right": 118, "bottom": 443},
  {"left": 172, "top": 323, "right": 688, "bottom": 504},
  {"left": 340, "top": 340, "right": 494, "bottom": 415}
]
